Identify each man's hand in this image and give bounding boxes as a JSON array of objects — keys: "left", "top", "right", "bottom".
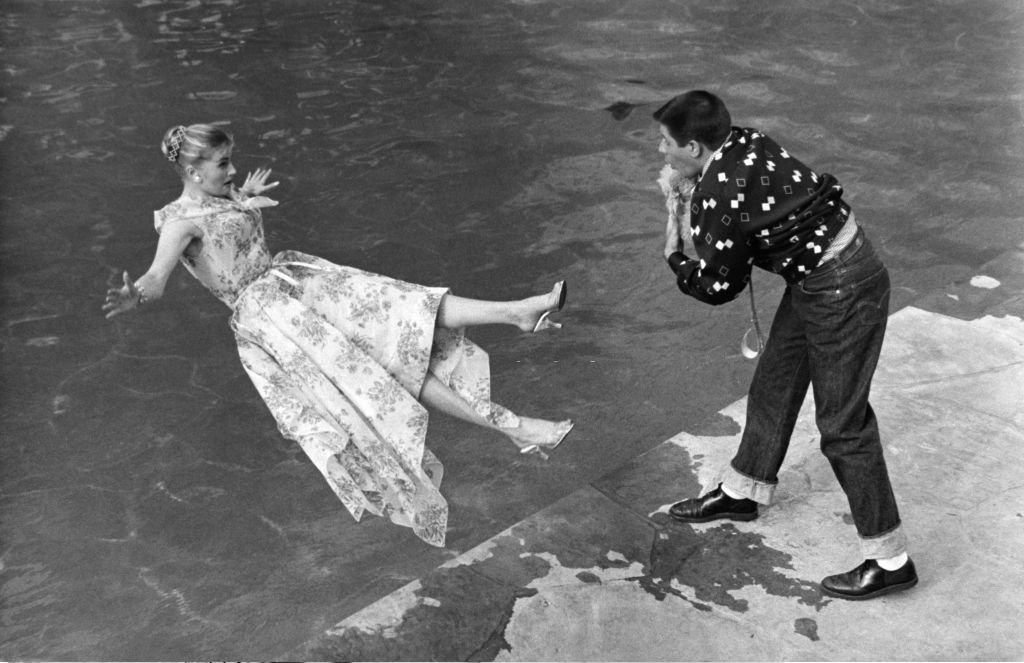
[{"left": 664, "top": 212, "right": 684, "bottom": 261}]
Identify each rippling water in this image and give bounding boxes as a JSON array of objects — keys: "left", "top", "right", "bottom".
[
  {"left": 4, "top": 1, "right": 1022, "bottom": 307},
  {"left": 2, "top": 1, "right": 1023, "bottom": 659}
]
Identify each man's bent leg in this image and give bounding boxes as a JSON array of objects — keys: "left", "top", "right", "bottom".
[
  {"left": 671, "top": 288, "right": 811, "bottom": 524},
  {"left": 726, "top": 286, "right": 812, "bottom": 505}
]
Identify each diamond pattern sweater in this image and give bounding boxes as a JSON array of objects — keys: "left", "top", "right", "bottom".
[{"left": 670, "top": 127, "right": 851, "bottom": 305}]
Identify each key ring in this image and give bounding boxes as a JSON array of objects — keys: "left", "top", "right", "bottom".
[{"left": 741, "top": 276, "right": 766, "bottom": 359}]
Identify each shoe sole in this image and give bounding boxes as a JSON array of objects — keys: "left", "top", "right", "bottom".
[
  {"left": 669, "top": 510, "right": 759, "bottom": 524},
  {"left": 531, "top": 281, "right": 568, "bottom": 332},
  {"left": 821, "top": 576, "right": 918, "bottom": 601}
]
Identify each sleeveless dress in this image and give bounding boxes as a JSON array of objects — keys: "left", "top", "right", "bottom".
[{"left": 154, "top": 191, "right": 520, "bottom": 547}]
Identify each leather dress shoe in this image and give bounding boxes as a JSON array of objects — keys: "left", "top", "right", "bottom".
[
  {"left": 821, "top": 558, "right": 918, "bottom": 600},
  {"left": 668, "top": 483, "right": 758, "bottom": 523}
]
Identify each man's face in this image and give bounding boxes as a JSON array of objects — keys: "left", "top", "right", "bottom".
[{"left": 658, "top": 124, "right": 703, "bottom": 179}]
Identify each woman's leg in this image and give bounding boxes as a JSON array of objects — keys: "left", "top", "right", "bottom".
[
  {"left": 418, "top": 372, "right": 573, "bottom": 453},
  {"left": 419, "top": 371, "right": 494, "bottom": 428},
  {"left": 435, "top": 282, "right": 565, "bottom": 331}
]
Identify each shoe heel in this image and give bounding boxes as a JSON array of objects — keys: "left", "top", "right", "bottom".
[
  {"left": 531, "top": 280, "right": 567, "bottom": 333},
  {"left": 520, "top": 445, "right": 549, "bottom": 460}
]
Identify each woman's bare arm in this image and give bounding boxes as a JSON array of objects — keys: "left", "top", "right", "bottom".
[{"left": 103, "top": 218, "right": 201, "bottom": 318}]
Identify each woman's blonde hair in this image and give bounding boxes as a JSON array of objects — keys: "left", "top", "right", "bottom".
[{"left": 160, "top": 123, "right": 233, "bottom": 174}]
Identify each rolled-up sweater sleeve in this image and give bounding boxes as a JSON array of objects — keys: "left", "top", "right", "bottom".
[
  {"left": 665, "top": 127, "right": 850, "bottom": 305},
  {"left": 673, "top": 192, "right": 754, "bottom": 305}
]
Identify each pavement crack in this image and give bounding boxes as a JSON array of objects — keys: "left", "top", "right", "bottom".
[
  {"left": 888, "top": 360, "right": 1024, "bottom": 388},
  {"left": 466, "top": 586, "right": 536, "bottom": 661},
  {"left": 962, "top": 481, "right": 1024, "bottom": 513}
]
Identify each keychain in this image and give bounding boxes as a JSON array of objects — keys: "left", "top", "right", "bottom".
[{"left": 741, "top": 276, "right": 766, "bottom": 359}]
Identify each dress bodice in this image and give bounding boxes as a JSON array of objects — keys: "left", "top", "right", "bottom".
[{"left": 154, "top": 191, "right": 274, "bottom": 307}]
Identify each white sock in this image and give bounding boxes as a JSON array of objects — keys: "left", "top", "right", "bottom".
[
  {"left": 720, "top": 483, "right": 745, "bottom": 500},
  {"left": 876, "top": 552, "right": 908, "bottom": 571}
]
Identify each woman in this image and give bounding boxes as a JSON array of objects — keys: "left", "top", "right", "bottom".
[{"left": 103, "top": 123, "right": 573, "bottom": 546}]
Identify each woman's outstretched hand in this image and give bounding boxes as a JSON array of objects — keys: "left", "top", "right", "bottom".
[
  {"left": 103, "top": 270, "right": 141, "bottom": 319},
  {"left": 240, "top": 167, "right": 279, "bottom": 196}
]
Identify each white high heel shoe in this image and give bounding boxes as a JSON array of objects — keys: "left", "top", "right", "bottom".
[{"left": 532, "top": 280, "right": 567, "bottom": 333}]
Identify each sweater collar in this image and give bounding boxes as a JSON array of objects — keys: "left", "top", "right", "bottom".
[{"left": 698, "top": 129, "right": 736, "bottom": 183}]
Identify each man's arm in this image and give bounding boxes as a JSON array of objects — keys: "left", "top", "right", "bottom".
[{"left": 667, "top": 194, "right": 753, "bottom": 306}]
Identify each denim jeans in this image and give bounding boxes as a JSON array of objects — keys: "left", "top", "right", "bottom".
[{"left": 722, "top": 228, "right": 907, "bottom": 559}]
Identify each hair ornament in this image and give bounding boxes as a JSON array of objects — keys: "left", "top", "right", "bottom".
[{"left": 166, "top": 126, "right": 186, "bottom": 162}]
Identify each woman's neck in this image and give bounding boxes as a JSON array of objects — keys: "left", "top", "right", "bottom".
[{"left": 181, "top": 181, "right": 226, "bottom": 202}]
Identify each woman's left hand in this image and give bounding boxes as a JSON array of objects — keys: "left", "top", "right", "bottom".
[{"left": 240, "top": 167, "right": 280, "bottom": 196}]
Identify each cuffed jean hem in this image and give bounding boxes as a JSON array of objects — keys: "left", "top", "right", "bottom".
[
  {"left": 721, "top": 463, "right": 777, "bottom": 505},
  {"left": 860, "top": 523, "right": 908, "bottom": 559}
]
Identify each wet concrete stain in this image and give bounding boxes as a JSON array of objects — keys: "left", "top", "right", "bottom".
[
  {"left": 688, "top": 410, "right": 744, "bottom": 437},
  {"left": 306, "top": 564, "right": 537, "bottom": 662},
  {"left": 794, "top": 617, "right": 820, "bottom": 641},
  {"left": 643, "top": 519, "right": 824, "bottom": 612},
  {"left": 594, "top": 437, "right": 826, "bottom": 612},
  {"left": 301, "top": 436, "right": 832, "bottom": 660},
  {"left": 304, "top": 506, "right": 827, "bottom": 660},
  {"left": 633, "top": 573, "right": 714, "bottom": 613},
  {"left": 103, "top": 382, "right": 863, "bottom": 663}
]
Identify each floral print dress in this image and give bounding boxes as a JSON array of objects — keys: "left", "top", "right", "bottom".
[{"left": 154, "top": 191, "right": 519, "bottom": 546}]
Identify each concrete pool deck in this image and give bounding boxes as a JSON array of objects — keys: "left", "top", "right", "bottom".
[{"left": 291, "top": 267, "right": 1024, "bottom": 661}]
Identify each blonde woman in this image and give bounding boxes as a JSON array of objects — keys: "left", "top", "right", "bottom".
[{"left": 103, "top": 123, "right": 572, "bottom": 546}]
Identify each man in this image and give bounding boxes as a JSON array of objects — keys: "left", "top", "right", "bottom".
[{"left": 656, "top": 90, "right": 916, "bottom": 600}]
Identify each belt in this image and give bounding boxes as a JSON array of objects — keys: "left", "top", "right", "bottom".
[
  {"left": 812, "top": 227, "right": 865, "bottom": 275},
  {"left": 266, "top": 260, "right": 329, "bottom": 287},
  {"left": 817, "top": 212, "right": 857, "bottom": 261},
  {"left": 811, "top": 212, "right": 863, "bottom": 273},
  {"left": 231, "top": 259, "right": 327, "bottom": 309},
  {"left": 231, "top": 259, "right": 329, "bottom": 340}
]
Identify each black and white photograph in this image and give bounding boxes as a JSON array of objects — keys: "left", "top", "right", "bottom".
[{"left": 1, "top": 1, "right": 1022, "bottom": 660}]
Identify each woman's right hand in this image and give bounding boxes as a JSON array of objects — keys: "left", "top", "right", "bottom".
[
  {"left": 241, "top": 167, "right": 279, "bottom": 196},
  {"left": 103, "top": 271, "right": 141, "bottom": 319}
]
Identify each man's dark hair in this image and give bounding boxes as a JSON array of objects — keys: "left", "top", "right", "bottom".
[{"left": 653, "top": 90, "right": 732, "bottom": 149}]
